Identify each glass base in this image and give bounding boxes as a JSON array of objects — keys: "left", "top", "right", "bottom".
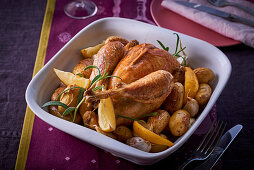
[{"left": 64, "top": 0, "right": 97, "bottom": 19}]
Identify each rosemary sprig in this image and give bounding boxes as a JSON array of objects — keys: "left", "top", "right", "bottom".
[
  {"left": 42, "top": 101, "right": 68, "bottom": 109},
  {"left": 57, "top": 86, "right": 85, "bottom": 100},
  {"left": 77, "top": 88, "right": 85, "bottom": 104},
  {"left": 139, "top": 112, "right": 158, "bottom": 118},
  {"left": 157, "top": 33, "right": 187, "bottom": 66},
  {"left": 42, "top": 56, "right": 122, "bottom": 123},
  {"left": 42, "top": 87, "right": 85, "bottom": 122},
  {"left": 42, "top": 101, "right": 75, "bottom": 119},
  {"left": 157, "top": 40, "right": 169, "bottom": 51},
  {"left": 172, "top": 33, "right": 187, "bottom": 66},
  {"left": 173, "top": 33, "right": 180, "bottom": 55},
  {"left": 71, "top": 56, "right": 122, "bottom": 122},
  {"left": 84, "top": 56, "right": 122, "bottom": 91},
  {"left": 84, "top": 65, "right": 101, "bottom": 75},
  {"left": 175, "top": 54, "right": 187, "bottom": 66},
  {"left": 73, "top": 97, "right": 85, "bottom": 123},
  {"left": 90, "top": 74, "right": 102, "bottom": 88},
  {"left": 75, "top": 73, "right": 85, "bottom": 78},
  {"left": 119, "top": 112, "right": 158, "bottom": 121},
  {"left": 93, "top": 85, "right": 104, "bottom": 91},
  {"left": 62, "top": 107, "right": 75, "bottom": 119},
  {"left": 175, "top": 46, "right": 186, "bottom": 56},
  {"left": 118, "top": 115, "right": 140, "bottom": 121}
]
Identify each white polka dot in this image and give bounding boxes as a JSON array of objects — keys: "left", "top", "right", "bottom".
[
  {"left": 91, "top": 159, "right": 96, "bottom": 163},
  {"left": 48, "top": 127, "right": 53, "bottom": 131},
  {"left": 58, "top": 32, "right": 72, "bottom": 43},
  {"left": 65, "top": 156, "right": 70, "bottom": 161},
  {"left": 115, "top": 159, "right": 120, "bottom": 164},
  {"left": 97, "top": 6, "right": 106, "bottom": 15}
]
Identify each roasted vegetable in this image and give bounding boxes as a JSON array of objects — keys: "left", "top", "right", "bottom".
[
  {"left": 183, "top": 97, "right": 199, "bottom": 117},
  {"left": 184, "top": 67, "right": 199, "bottom": 104},
  {"left": 49, "top": 86, "right": 82, "bottom": 124},
  {"left": 81, "top": 42, "right": 105, "bottom": 58},
  {"left": 163, "top": 82, "right": 184, "bottom": 114},
  {"left": 169, "top": 110, "right": 190, "bottom": 136},
  {"left": 150, "top": 134, "right": 169, "bottom": 153},
  {"left": 195, "top": 83, "right": 212, "bottom": 105},
  {"left": 194, "top": 67, "right": 215, "bottom": 84},
  {"left": 147, "top": 110, "right": 170, "bottom": 134},
  {"left": 126, "top": 137, "right": 151, "bottom": 152},
  {"left": 82, "top": 111, "right": 99, "bottom": 130},
  {"left": 114, "top": 125, "right": 133, "bottom": 142},
  {"left": 72, "top": 58, "right": 93, "bottom": 78}
]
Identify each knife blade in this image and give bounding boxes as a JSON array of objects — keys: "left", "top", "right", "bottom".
[
  {"left": 175, "top": 1, "right": 254, "bottom": 27},
  {"left": 194, "top": 124, "right": 243, "bottom": 170}
]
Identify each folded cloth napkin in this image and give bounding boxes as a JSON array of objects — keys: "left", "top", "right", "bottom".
[{"left": 161, "top": 0, "right": 254, "bottom": 48}]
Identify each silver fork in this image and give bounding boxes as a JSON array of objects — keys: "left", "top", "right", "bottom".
[
  {"left": 208, "top": 0, "right": 254, "bottom": 16},
  {"left": 178, "top": 120, "right": 226, "bottom": 170}
]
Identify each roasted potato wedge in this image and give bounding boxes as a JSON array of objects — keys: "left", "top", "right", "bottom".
[
  {"left": 147, "top": 110, "right": 170, "bottom": 134},
  {"left": 82, "top": 111, "right": 99, "bottom": 130},
  {"left": 114, "top": 125, "right": 133, "bottom": 142},
  {"left": 72, "top": 58, "right": 93, "bottom": 78},
  {"left": 195, "top": 83, "right": 212, "bottom": 105},
  {"left": 81, "top": 42, "right": 105, "bottom": 58},
  {"left": 163, "top": 82, "right": 184, "bottom": 114},
  {"left": 169, "top": 110, "right": 190, "bottom": 136},
  {"left": 49, "top": 86, "right": 82, "bottom": 124},
  {"left": 194, "top": 67, "right": 215, "bottom": 84}
]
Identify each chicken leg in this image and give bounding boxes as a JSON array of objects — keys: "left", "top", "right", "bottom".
[
  {"left": 89, "top": 41, "right": 125, "bottom": 89},
  {"left": 85, "top": 70, "right": 174, "bottom": 125},
  {"left": 86, "top": 70, "right": 174, "bottom": 103}
]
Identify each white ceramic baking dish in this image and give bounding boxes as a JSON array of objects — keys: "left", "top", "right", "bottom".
[{"left": 25, "top": 17, "right": 231, "bottom": 165}]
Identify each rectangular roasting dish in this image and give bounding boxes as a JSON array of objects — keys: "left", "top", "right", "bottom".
[{"left": 25, "top": 17, "right": 231, "bottom": 165}]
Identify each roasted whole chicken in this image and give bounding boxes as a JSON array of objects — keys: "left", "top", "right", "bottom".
[
  {"left": 44, "top": 35, "right": 215, "bottom": 153},
  {"left": 84, "top": 37, "right": 184, "bottom": 125}
]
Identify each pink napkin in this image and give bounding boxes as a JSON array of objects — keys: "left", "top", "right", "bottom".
[{"left": 161, "top": 0, "right": 254, "bottom": 48}]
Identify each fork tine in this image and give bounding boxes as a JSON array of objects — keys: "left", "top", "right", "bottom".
[
  {"left": 196, "top": 119, "right": 216, "bottom": 151},
  {"left": 204, "top": 121, "right": 224, "bottom": 152},
  {"left": 178, "top": 120, "right": 226, "bottom": 170},
  {"left": 205, "top": 122, "right": 227, "bottom": 154},
  {"left": 199, "top": 120, "right": 221, "bottom": 152}
]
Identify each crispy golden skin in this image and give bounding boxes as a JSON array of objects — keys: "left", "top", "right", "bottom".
[
  {"left": 109, "top": 43, "right": 182, "bottom": 89},
  {"left": 89, "top": 41, "right": 125, "bottom": 89},
  {"left": 72, "top": 58, "right": 93, "bottom": 79}
]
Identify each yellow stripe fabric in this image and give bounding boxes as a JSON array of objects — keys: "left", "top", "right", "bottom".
[{"left": 15, "top": 0, "right": 56, "bottom": 169}]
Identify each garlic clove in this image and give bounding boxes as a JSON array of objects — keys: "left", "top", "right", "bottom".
[
  {"left": 183, "top": 97, "right": 199, "bottom": 117},
  {"left": 126, "top": 137, "right": 151, "bottom": 152}
]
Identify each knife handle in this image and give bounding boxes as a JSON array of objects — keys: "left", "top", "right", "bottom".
[
  {"left": 228, "top": 2, "right": 254, "bottom": 16},
  {"left": 229, "top": 14, "right": 254, "bottom": 27}
]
